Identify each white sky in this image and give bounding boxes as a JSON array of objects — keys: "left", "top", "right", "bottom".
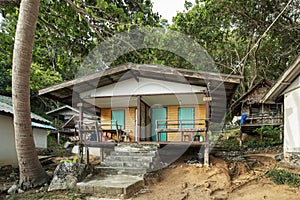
[
  {"left": 151, "top": 0, "right": 194, "bottom": 23},
  {"left": 0, "top": 1, "right": 192, "bottom": 25}
]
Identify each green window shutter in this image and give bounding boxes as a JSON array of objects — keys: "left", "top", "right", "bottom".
[
  {"left": 112, "top": 110, "right": 125, "bottom": 130},
  {"left": 178, "top": 107, "right": 194, "bottom": 128},
  {"left": 151, "top": 108, "right": 167, "bottom": 141}
]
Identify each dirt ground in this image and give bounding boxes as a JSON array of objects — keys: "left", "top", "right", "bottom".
[
  {"left": 1, "top": 150, "right": 300, "bottom": 200},
  {"left": 131, "top": 153, "right": 300, "bottom": 200}
]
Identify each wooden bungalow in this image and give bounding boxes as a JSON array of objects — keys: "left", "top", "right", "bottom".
[
  {"left": 231, "top": 79, "right": 283, "bottom": 133},
  {"left": 39, "top": 64, "right": 242, "bottom": 164},
  {"left": 261, "top": 55, "right": 300, "bottom": 160}
]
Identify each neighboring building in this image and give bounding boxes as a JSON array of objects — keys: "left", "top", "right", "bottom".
[
  {"left": 39, "top": 64, "right": 242, "bottom": 164},
  {"left": 46, "top": 105, "right": 98, "bottom": 142},
  {"left": 0, "top": 95, "right": 55, "bottom": 167},
  {"left": 46, "top": 105, "right": 80, "bottom": 126},
  {"left": 230, "top": 79, "right": 283, "bottom": 133},
  {"left": 261, "top": 55, "right": 300, "bottom": 160}
]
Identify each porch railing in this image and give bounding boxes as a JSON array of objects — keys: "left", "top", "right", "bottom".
[
  {"left": 77, "top": 119, "right": 124, "bottom": 143},
  {"left": 155, "top": 118, "right": 208, "bottom": 142},
  {"left": 242, "top": 113, "right": 283, "bottom": 126}
]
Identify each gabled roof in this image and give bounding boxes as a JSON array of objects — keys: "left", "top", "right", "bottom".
[
  {"left": 0, "top": 95, "right": 52, "bottom": 124},
  {"left": 261, "top": 55, "right": 300, "bottom": 103},
  {"left": 231, "top": 79, "right": 272, "bottom": 114},
  {"left": 39, "top": 63, "right": 242, "bottom": 104},
  {"left": 39, "top": 63, "right": 243, "bottom": 122},
  {"left": 46, "top": 105, "right": 79, "bottom": 115}
]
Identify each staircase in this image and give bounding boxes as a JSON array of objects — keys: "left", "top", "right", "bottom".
[{"left": 96, "top": 143, "right": 162, "bottom": 176}]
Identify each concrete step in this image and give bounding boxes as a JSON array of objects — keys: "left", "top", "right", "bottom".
[
  {"left": 77, "top": 174, "right": 144, "bottom": 198},
  {"left": 105, "top": 155, "right": 154, "bottom": 162},
  {"left": 114, "top": 145, "right": 158, "bottom": 153},
  {"left": 102, "top": 161, "right": 152, "bottom": 168},
  {"left": 96, "top": 166, "right": 147, "bottom": 175},
  {"left": 110, "top": 151, "right": 157, "bottom": 157}
]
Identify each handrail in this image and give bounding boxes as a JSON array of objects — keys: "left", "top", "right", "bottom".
[
  {"left": 242, "top": 113, "right": 283, "bottom": 125},
  {"left": 155, "top": 118, "right": 209, "bottom": 142},
  {"left": 156, "top": 118, "right": 207, "bottom": 129}
]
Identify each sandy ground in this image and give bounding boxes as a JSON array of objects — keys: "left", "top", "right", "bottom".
[
  {"left": 1, "top": 151, "right": 299, "bottom": 200},
  {"left": 131, "top": 153, "right": 300, "bottom": 200}
]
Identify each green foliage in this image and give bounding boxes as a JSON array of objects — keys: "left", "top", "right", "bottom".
[
  {"left": 30, "top": 63, "right": 62, "bottom": 91},
  {"left": 219, "top": 137, "right": 240, "bottom": 151},
  {"left": 267, "top": 169, "right": 300, "bottom": 187},
  {"left": 171, "top": 0, "right": 300, "bottom": 96},
  {"left": 253, "top": 125, "right": 283, "bottom": 146},
  {"left": 0, "top": 0, "right": 161, "bottom": 111},
  {"left": 47, "top": 135, "right": 70, "bottom": 157}
]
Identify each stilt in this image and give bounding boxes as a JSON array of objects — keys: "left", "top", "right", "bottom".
[
  {"left": 204, "top": 87, "right": 211, "bottom": 166},
  {"left": 239, "top": 126, "right": 243, "bottom": 147},
  {"left": 204, "top": 119, "right": 210, "bottom": 166},
  {"left": 85, "top": 147, "right": 89, "bottom": 165}
]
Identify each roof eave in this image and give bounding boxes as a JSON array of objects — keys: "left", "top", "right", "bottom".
[{"left": 261, "top": 55, "right": 300, "bottom": 103}]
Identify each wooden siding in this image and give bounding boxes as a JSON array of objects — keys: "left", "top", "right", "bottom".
[
  {"left": 100, "top": 108, "right": 136, "bottom": 141},
  {"left": 166, "top": 104, "right": 206, "bottom": 141},
  {"left": 125, "top": 108, "right": 136, "bottom": 140},
  {"left": 100, "top": 104, "right": 206, "bottom": 142}
]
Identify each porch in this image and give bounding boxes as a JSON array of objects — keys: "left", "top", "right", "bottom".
[
  {"left": 76, "top": 110, "right": 211, "bottom": 165},
  {"left": 241, "top": 112, "right": 283, "bottom": 134}
]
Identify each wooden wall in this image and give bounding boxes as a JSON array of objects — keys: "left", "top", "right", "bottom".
[
  {"left": 100, "top": 104, "right": 206, "bottom": 142},
  {"left": 100, "top": 108, "right": 136, "bottom": 140},
  {"left": 165, "top": 104, "right": 206, "bottom": 141}
]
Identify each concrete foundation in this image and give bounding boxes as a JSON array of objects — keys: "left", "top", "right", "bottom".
[{"left": 77, "top": 174, "right": 144, "bottom": 198}]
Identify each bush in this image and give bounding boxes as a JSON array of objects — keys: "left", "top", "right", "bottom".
[
  {"left": 251, "top": 125, "right": 283, "bottom": 147},
  {"left": 267, "top": 169, "right": 300, "bottom": 187}
]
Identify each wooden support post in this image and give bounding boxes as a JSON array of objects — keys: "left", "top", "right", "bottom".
[
  {"left": 57, "top": 132, "right": 60, "bottom": 145},
  {"left": 203, "top": 90, "right": 211, "bottom": 166},
  {"left": 115, "top": 121, "right": 119, "bottom": 142},
  {"left": 95, "top": 122, "right": 103, "bottom": 161},
  {"left": 77, "top": 102, "right": 83, "bottom": 142},
  {"left": 137, "top": 96, "right": 141, "bottom": 142},
  {"left": 239, "top": 126, "right": 243, "bottom": 147},
  {"left": 204, "top": 119, "right": 210, "bottom": 166},
  {"left": 85, "top": 147, "right": 89, "bottom": 165},
  {"left": 77, "top": 102, "right": 84, "bottom": 164}
]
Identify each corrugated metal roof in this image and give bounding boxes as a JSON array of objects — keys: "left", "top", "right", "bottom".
[
  {"left": 0, "top": 95, "right": 51, "bottom": 124},
  {"left": 32, "top": 122, "right": 56, "bottom": 130}
]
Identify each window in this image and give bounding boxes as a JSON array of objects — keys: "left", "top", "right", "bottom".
[
  {"left": 250, "top": 105, "right": 259, "bottom": 115},
  {"left": 178, "top": 107, "right": 194, "bottom": 128},
  {"left": 111, "top": 110, "right": 125, "bottom": 130}
]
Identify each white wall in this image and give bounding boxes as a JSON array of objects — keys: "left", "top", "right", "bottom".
[
  {"left": 0, "top": 114, "right": 48, "bottom": 167},
  {"left": 0, "top": 115, "right": 18, "bottom": 167},
  {"left": 284, "top": 75, "right": 300, "bottom": 154},
  {"left": 33, "top": 128, "right": 48, "bottom": 148}
]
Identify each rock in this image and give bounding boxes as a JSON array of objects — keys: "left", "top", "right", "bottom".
[
  {"left": 64, "top": 141, "right": 73, "bottom": 149},
  {"left": 7, "top": 184, "right": 18, "bottom": 195},
  {"left": 17, "top": 188, "right": 24, "bottom": 193},
  {"left": 182, "top": 182, "right": 188, "bottom": 189},
  {"left": 274, "top": 153, "right": 284, "bottom": 161},
  {"left": 48, "top": 161, "right": 90, "bottom": 192},
  {"left": 196, "top": 164, "right": 203, "bottom": 168}
]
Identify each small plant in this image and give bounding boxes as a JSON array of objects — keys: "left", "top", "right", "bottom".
[
  {"left": 254, "top": 125, "right": 282, "bottom": 139},
  {"left": 251, "top": 125, "right": 283, "bottom": 147},
  {"left": 267, "top": 169, "right": 300, "bottom": 187}
]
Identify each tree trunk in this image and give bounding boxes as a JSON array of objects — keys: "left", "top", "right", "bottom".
[{"left": 12, "top": 0, "right": 49, "bottom": 189}]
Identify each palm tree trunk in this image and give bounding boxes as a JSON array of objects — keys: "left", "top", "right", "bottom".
[{"left": 12, "top": 0, "right": 49, "bottom": 189}]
